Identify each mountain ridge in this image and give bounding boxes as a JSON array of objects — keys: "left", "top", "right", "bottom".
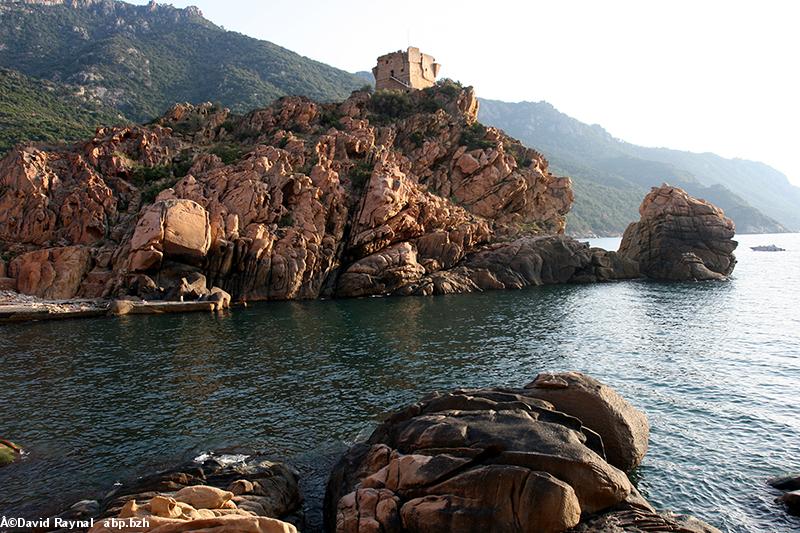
[
  {"left": 0, "top": 0, "right": 365, "bottom": 122},
  {"left": 478, "top": 98, "right": 793, "bottom": 235}
]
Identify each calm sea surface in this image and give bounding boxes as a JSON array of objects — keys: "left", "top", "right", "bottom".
[{"left": 1, "top": 233, "right": 799, "bottom": 532}]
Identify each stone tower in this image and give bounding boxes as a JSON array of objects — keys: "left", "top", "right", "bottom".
[{"left": 373, "top": 47, "right": 441, "bottom": 92}]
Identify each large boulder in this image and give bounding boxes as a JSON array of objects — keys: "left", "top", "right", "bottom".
[
  {"left": 523, "top": 372, "right": 649, "bottom": 472},
  {"left": 128, "top": 199, "right": 211, "bottom": 272},
  {"left": 618, "top": 185, "right": 737, "bottom": 280},
  {"left": 326, "top": 376, "right": 721, "bottom": 533},
  {"left": 325, "top": 383, "right": 635, "bottom": 533}
]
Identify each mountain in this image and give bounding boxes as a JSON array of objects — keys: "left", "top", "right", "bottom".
[
  {"left": 0, "top": 0, "right": 365, "bottom": 124},
  {"left": 478, "top": 99, "right": 793, "bottom": 236},
  {"left": 0, "top": 67, "right": 126, "bottom": 153}
]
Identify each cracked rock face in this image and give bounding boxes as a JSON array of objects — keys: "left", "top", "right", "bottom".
[
  {"left": 618, "top": 185, "right": 738, "bottom": 281},
  {"left": 324, "top": 383, "right": 635, "bottom": 533},
  {"left": 0, "top": 86, "right": 599, "bottom": 303}
]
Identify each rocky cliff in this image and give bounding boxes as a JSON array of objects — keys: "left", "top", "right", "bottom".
[{"left": 0, "top": 85, "right": 635, "bottom": 303}]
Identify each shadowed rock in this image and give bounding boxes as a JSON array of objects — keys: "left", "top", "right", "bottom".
[{"left": 619, "top": 185, "right": 737, "bottom": 281}]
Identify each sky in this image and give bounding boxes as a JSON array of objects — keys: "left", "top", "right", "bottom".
[{"left": 132, "top": 0, "right": 800, "bottom": 185}]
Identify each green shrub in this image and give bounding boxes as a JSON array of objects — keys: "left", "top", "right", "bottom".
[
  {"left": 369, "top": 90, "right": 413, "bottom": 121},
  {"left": 319, "top": 108, "right": 343, "bottom": 130},
  {"left": 210, "top": 144, "right": 243, "bottom": 165},
  {"left": 349, "top": 160, "right": 373, "bottom": 192},
  {"left": 459, "top": 123, "right": 494, "bottom": 151},
  {"left": 409, "top": 131, "right": 425, "bottom": 148},
  {"left": 436, "top": 78, "right": 463, "bottom": 98},
  {"left": 278, "top": 214, "right": 294, "bottom": 227}
]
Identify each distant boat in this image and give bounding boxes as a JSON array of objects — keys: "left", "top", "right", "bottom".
[{"left": 750, "top": 245, "right": 786, "bottom": 252}]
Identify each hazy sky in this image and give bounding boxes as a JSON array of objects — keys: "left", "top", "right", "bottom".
[{"left": 132, "top": 0, "right": 800, "bottom": 185}]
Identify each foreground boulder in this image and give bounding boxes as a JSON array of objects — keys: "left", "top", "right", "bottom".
[
  {"left": 325, "top": 375, "right": 718, "bottom": 533},
  {"left": 619, "top": 185, "right": 737, "bottom": 281},
  {"left": 523, "top": 372, "right": 649, "bottom": 472},
  {"left": 57, "top": 454, "right": 302, "bottom": 532}
]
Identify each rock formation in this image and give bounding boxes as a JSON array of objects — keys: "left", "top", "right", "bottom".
[
  {"left": 0, "top": 85, "right": 643, "bottom": 304},
  {"left": 56, "top": 454, "right": 302, "bottom": 532},
  {"left": 325, "top": 372, "right": 720, "bottom": 533},
  {"left": 618, "top": 185, "right": 738, "bottom": 281}
]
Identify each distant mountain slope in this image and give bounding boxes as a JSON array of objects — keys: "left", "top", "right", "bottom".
[
  {"left": 478, "top": 98, "right": 792, "bottom": 236},
  {"left": 0, "top": 67, "right": 125, "bottom": 153},
  {"left": 0, "top": 0, "right": 364, "bottom": 123}
]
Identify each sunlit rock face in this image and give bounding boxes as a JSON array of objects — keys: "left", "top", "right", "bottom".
[{"left": 0, "top": 85, "right": 599, "bottom": 302}]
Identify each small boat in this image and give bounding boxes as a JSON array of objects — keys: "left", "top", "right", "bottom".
[{"left": 750, "top": 245, "right": 785, "bottom": 252}]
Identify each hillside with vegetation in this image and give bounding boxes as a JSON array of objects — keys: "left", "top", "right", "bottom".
[
  {"left": 479, "top": 98, "right": 793, "bottom": 235},
  {"left": 0, "top": 0, "right": 364, "bottom": 124},
  {"left": 0, "top": 68, "right": 126, "bottom": 153}
]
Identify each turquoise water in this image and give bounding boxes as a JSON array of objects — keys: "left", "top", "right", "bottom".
[{"left": 1, "top": 234, "right": 799, "bottom": 532}]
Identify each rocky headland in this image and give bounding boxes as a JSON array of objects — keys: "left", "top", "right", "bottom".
[{"left": 0, "top": 83, "right": 739, "bottom": 321}]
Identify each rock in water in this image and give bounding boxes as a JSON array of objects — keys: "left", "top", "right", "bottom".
[
  {"left": 618, "top": 185, "right": 737, "bottom": 281},
  {"left": 769, "top": 474, "right": 800, "bottom": 492},
  {"left": 0, "top": 439, "right": 22, "bottom": 467},
  {"left": 324, "top": 385, "right": 633, "bottom": 532},
  {"left": 779, "top": 490, "right": 800, "bottom": 516},
  {"left": 751, "top": 244, "right": 785, "bottom": 252},
  {"left": 524, "top": 372, "right": 649, "bottom": 472},
  {"left": 55, "top": 453, "right": 302, "bottom": 532},
  {"left": 325, "top": 375, "right": 721, "bottom": 533}
]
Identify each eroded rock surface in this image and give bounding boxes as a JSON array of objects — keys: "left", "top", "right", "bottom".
[
  {"left": 325, "top": 376, "right": 719, "bottom": 533},
  {"left": 0, "top": 85, "right": 635, "bottom": 304},
  {"left": 619, "top": 185, "right": 737, "bottom": 281},
  {"left": 524, "top": 372, "right": 649, "bottom": 472}
]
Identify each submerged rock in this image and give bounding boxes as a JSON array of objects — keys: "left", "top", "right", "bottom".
[
  {"left": 769, "top": 474, "right": 800, "bottom": 516},
  {"left": 325, "top": 375, "right": 718, "bottom": 533},
  {"left": 619, "top": 185, "right": 737, "bottom": 281},
  {"left": 769, "top": 474, "right": 800, "bottom": 492},
  {"left": 0, "top": 439, "right": 22, "bottom": 467}
]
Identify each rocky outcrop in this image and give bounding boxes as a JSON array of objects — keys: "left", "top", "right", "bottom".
[
  {"left": 325, "top": 375, "right": 718, "bottom": 533},
  {"left": 397, "top": 236, "right": 638, "bottom": 296},
  {"left": 9, "top": 245, "right": 93, "bottom": 299},
  {"left": 618, "top": 185, "right": 738, "bottom": 281},
  {"left": 57, "top": 454, "right": 302, "bottom": 532},
  {"left": 0, "top": 85, "right": 601, "bottom": 304}
]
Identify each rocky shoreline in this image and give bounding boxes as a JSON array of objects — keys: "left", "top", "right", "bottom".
[
  {"left": 0, "top": 84, "right": 739, "bottom": 323},
  {"left": 32, "top": 373, "right": 727, "bottom": 533}
]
